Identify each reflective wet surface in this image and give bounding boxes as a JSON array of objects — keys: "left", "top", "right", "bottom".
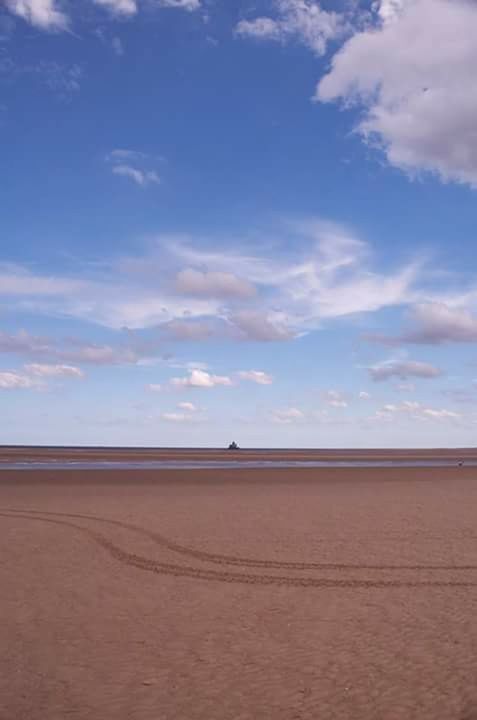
[{"left": 0, "top": 459, "right": 475, "bottom": 470}]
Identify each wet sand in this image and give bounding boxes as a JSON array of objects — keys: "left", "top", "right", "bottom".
[
  {"left": 2, "top": 463, "right": 477, "bottom": 719},
  {"left": 3, "top": 445, "right": 477, "bottom": 462}
]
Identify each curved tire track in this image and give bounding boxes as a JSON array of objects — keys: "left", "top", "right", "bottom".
[
  {"left": 2, "top": 506, "right": 477, "bottom": 572},
  {"left": 1, "top": 509, "right": 477, "bottom": 588}
]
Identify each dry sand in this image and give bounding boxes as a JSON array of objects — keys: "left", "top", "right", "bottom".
[{"left": 2, "top": 464, "right": 477, "bottom": 719}]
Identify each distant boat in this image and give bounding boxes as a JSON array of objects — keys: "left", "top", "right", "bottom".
[{"left": 227, "top": 441, "right": 239, "bottom": 450}]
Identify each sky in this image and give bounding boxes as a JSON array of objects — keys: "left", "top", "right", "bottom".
[{"left": 2, "top": 0, "right": 477, "bottom": 447}]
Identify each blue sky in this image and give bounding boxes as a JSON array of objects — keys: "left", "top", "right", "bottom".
[{"left": 3, "top": 0, "right": 477, "bottom": 447}]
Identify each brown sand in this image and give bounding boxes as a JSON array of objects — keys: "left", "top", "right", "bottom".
[{"left": 2, "top": 465, "right": 477, "bottom": 719}]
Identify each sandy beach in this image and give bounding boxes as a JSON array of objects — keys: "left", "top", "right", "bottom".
[{"left": 2, "top": 461, "right": 477, "bottom": 719}]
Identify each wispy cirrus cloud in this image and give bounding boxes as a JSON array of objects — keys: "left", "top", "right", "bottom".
[{"left": 0, "top": 218, "right": 437, "bottom": 338}]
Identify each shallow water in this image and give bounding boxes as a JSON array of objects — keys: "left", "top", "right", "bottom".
[{"left": 0, "top": 459, "right": 475, "bottom": 470}]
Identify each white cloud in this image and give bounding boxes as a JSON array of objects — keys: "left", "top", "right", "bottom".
[
  {"left": 24, "top": 363, "right": 84, "bottom": 378},
  {"left": 271, "top": 407, "right": 305, "bottom": 424},
  {"left": 231, "top": 310, "right": 295, "bottom": 342},
  {"left": 0, "top": 370, "right": 38, "bottom": 389},
  {"left": 323, "top": 389, "right": 348, "bottom": 407},
  {"left": 107, "top": 149, "right": 161, "bottom": 188},
  {"left": 170, "top": 369, "right": 233, "bottom": 389},
  {"left": 162, "top": 320, "right": 217, "bottom": 341},
  {"left": 0, "top": 264, "right": 85, "bottom": 296},
  {"left": 376, "top": 0, "right": 405, "bottom": 24},
  {"left": 158, "top": 0, "right": 201, "bottom": 9},
  {"left": 368, "top": 303, "right": 477, "bottom": 346},
  {"left": 237, "top": 370, "right": 273, "bottom": 385},
  {"left": 177, "top": 401, "right": 197, "bottom": 411},
  {"left": 236, "top": 0, "right": 346, "bottom": 56},
  {"left": 6, "top": 0, "right": 68, "bottom": 31},
  {"left": 317, "top": 0, "right": 477, "bottom": 188},
  {"left": 175, "top": 269, "right": 256, "bottom": 299},
  {"left": 369, "top": 359, "right": 442, "bottom": 382},
  {"left": 0, "top": 329, "right": 140, "bottom": 366},
  {"left": 93, "top": 0, "right": 137, "bottom": 16},
  {"left": 0, "top": 219, "right": 422, "bottom": 334},
  {"left": 111, "top": 37, "right": 124, "bottom": 55},
  {"left": 375, "top": 400, "right": 460, "bottom": 422},
  {"left": 403, "top": 303, "right": 477, "bottom": 345},
  {"left": 161, "top": 412, "right": 193, "bottom": 423},
  {"left": 147, "top": 383, "right": 162, "bottom": 392},
  {"left": 359, "top": 390, "right": 370, "bottom": 400},
  {"left": 396, "top": 382, "right": 415, "bottom": 393},
  {"left": 112, "top": 165, "right": 160, "bottom": 187}
]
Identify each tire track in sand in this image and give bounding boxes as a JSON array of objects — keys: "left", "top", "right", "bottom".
[
  {"left": 1, "top": 509, "right": 477, "bottom": 588},
  {"left": 2, "top": 507, "right": 477, "bottom": 572}
]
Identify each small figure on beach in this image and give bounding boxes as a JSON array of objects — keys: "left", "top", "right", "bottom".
[{"left": 228, "top": 441, "right": 240, "bottom": 450}]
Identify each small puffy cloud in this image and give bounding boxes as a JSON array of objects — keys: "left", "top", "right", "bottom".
[
  {"left": 24, "top": 363, "right": 84, "bottom": 378},
  {"left": 231, "top": 310, "right": 294, "bottom": 342},
  {"left": 0, "top": 370, "right": 37, "bottom": 389},
  {"left": 358, "top": 391, "right": 370, "bottom": 400},
  {"left": 6, "top": 0, "right": 68, "bottom": 31},
  {"left": 112, "top": 165, "right": 160, "bottom": 187},
  {"left": 175, "top": 269, "right": 256, "bottom": 299},
  {"left": 108, "top": 149, "right": 161, "bottom": 188},
  {"left": 369, "top": 360, "right": 443, "bottom": 382},
  {"left": 147, "top": 383, "right": 162, "bottom": 392},
  {"left": 368, "top": 303, "right": 477, "bottom": 347},
  {"left": 111, "top": 37, "right": 124, "bottom": 56},
  {"left": 237, "top": 370, "right": 273, "bottom": 385},
  {"left": 323, "top": 389, "right": 348, "bottom": 408},
  {"left": 236, "top": 0, "right": 345, "bottom": 56},
  {"left": 396, "top": 382, "right": 415, "bottom": 393},
  {"left": 317, "top": 0, "right": 477, "bottom": 188},
  {"left": 271, "top": 407, "right": 305, "bottom": 424},
  {"left": 403, "top": 303, "right": 477, "bottom": 345},
  {"left": 93, "top": 0, "right": 137, "bottom": 17},
  {"left": 375, "top": 400, "right": 460, "bottom": 422},
  {"left": 158, "top": 0, "right": 201, "bottom": 9},
  {"left": 171, "top": 369, "right": 233, "bottom": 389},
  {"left": 161, "top": 412, "right": 193, "bottom": 423},
  {"left": 177, "top": 401, "right": 197, "bottom": 411}
]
